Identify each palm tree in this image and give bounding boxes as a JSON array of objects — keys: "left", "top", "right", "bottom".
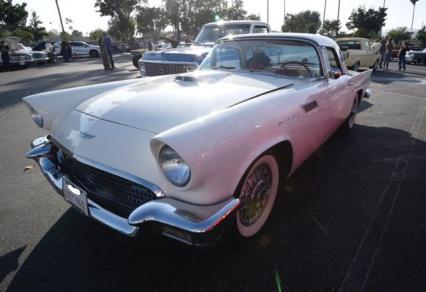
[{"left": 410, "top": 0, "right": 419, "bottom": 31}]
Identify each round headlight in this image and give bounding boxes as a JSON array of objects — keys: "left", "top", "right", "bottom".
[
  {"left": 159, "top": 145, "right": 191, "bottom": 187},
  {"left": 31, "top": 108, "right": 44, "bottom": 128}
]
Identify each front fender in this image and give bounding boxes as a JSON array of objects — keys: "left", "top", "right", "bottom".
[{"left": 22, "top": 79, "right": 140, "bottom": 130}]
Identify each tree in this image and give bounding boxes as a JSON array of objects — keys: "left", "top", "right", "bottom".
[
  {"left": 246, "top": 14, "right": 260, "bottom": 20},
  {"left": 95, "top": 0, "right": 143, "bottom": 40},
  {"left": 13, "top": 28, "right": 33, "bottom": 42},
  {"left": 27, "top": 11, "right": 47, "bottom": 41},
  {"left": 0, "top": 0, "right": 28, "bottom": 31},
  {"left": 136, "top": 6, "right": 168, "bottom": 36},
  {"left": 417, "top": 25, "right": 426, "bottom": 48},
  {"left": 107, "top": 15, "right": 135, "bottom": 40},
  {"left": 89, "top": 28, "right": 105, "bottom": 41},
  {"left": 388, "top": 27, "right": 411, "bottom": 44},
  {"left": 48, "top": 29, "right": 60, "bottom": 40},
  {"left": 281, "top": 10, "right": 321, "bottom": 34},
  {"left": 225, "top": 0, "right": 246, "bottom": 20},
  {"left": 346, "top": 6, "right": 387, "bottom": 38},
  {"left": 70, "top": 29, "right": 83, "bottom": 40},
  {"left": 410, "top": 0, "right": 419, "bottom": 31},
  {"left": 320, "top": 20, "right": 340, "bottom": 37}
]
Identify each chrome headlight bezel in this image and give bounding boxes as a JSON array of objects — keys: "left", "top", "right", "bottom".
[{"left": 159, "top": 145, "right": 191, "bottom": 187}]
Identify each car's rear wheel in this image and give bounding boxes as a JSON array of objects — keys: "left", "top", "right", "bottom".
[
  {"left": 415, "top": 57, "right": 424, "bottom": 65},
  {"left": 235, "top": 154, "right": 280, "bottom": 238},
  {"left": 90, "top": 50, "right": 99, "bottom": 58}
]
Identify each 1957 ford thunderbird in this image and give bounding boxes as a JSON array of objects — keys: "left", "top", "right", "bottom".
[{"left": 24, "top": 33, "right": 372, "bottom": 246}]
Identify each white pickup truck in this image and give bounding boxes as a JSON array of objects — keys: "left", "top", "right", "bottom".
[{"left": 337, "top": 37, "right": 380, "bottom": 71}]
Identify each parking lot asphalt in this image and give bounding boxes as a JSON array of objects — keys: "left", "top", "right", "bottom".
[{"left": 0, "top": 58, "right": 426, "bottom": 292}]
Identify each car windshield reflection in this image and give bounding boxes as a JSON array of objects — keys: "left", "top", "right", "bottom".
[{"left": 200, "top": 39, "right": 324, "bottom": 78}]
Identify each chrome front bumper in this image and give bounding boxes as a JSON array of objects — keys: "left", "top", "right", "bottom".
[{"left": 26, "top": 136, "right": 240, "bottom": 246}]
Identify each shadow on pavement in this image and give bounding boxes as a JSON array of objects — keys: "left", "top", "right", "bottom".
[
  {"left": 6, "top": 124, "right": 426, "bottom": 291},
  {"left": 0, "top": 246, "right": 26, "bottom": 284},
  {"left": 371, "top": 70, "right": 422, "bottom": 84}
]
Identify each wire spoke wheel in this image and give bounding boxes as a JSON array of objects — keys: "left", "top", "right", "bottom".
[{"left": 236, "top": 154, "right": 279, "bottom": 238}]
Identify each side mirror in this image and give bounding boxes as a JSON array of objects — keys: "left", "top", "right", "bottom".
[{"left": 329, "top": 71, "right": 342, "bottom": 79}]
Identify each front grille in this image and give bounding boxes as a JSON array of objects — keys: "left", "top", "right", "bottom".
[
  {"left": 144, "top": 62, "right": 197, "bottom": 76},
  {"left": 58, "top": 149, "right": 157, "bottom": 217}
]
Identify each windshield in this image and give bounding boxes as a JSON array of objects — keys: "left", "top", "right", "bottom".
[
  {"left": 194, "top": 23, "right": 251, "bottom": 45},
  {"left": 199, "top": 39, "right": 324, "bottom": 78},
  {"left": 336, "top": 40, "right": 361, "bottom": 50}
]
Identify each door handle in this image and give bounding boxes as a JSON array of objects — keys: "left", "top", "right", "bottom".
[{"left": 348, "top": 81, "right": 355, "bottom": 86}]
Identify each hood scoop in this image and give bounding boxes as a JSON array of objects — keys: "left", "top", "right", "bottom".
[{"left": 175, "top": 75, "right": 198, "bottom": 83}]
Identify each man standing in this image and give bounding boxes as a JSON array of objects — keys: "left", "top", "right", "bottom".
[
  {"left": 378, "top": 36, "right": 388, "bottom": 69},
  {"left": 398, "top": 41, "right": 408, "bottom": 72},
  {"left": 1, "top": 41, "right": 11, "bottom": 71},
  {"left": 103, "top": 32, "right": 114, "bottom": 69}
]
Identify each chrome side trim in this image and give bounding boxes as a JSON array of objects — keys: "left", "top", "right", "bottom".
[{"left": 128, "top": 197, "right": 240, "bottom": 233}]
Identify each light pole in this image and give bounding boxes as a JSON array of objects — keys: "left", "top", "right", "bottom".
[
  {"left": 283, "top": 0, "right": 286, "bottom": 24},
  {"left": 382, "top": 0, "right": 386, "bottom": 36},
  {"left": 54, "top": 0, "right": 65, "bottom": 35},
  {"left": 322, "top": 0, "right": 327, "bottom": 28},
  {"left": 337, "top": 0, "right": 341, "bottom": 23},
  {"left": 267, "top": 0, "right": 270, "bottom": 24}
]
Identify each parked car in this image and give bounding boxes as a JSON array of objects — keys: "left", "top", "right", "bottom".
[
  {"left": 336, "top": 37, "right": 380, "bottom": 71},
  {"left": 1, "top": 38, "right": 37, "bottom": 68},
  {"left": 406, "top": 48, "right": 426, "bottom": 65},
  {"left": 33, "top": 41, "right": 61, "bottom": 55},
  {"left": 24, "top": 33, "right": 372, "bottom": 246},
  {"left": 15, "top": 43, "right": 50, "bottom": 65},
  {"left": 138, "top": 20, "right": 271, "bottom": 76},
  {"left": 68, "top": 41, "right": 100, "bottom": 58}
]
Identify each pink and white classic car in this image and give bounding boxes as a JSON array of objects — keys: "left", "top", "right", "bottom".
[{"left": 24, "top": 33, "right": 372, "bottom": 246}]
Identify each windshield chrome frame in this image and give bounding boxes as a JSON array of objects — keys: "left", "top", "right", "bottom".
[{"left": 200, "top": 36, "right": 329, "bottom": 80}]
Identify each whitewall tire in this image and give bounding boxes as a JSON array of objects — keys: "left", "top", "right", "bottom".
[{"left": 236, "top": 154, "right": 280, "bottom": 238}]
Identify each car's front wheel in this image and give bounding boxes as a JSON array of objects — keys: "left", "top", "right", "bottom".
[
  {"left": 235, "top": 154, "right": 280, "bottom": 238},
  {"left": 90, "top": 50, "right": 99, "bottom": 58},
  {"left": 132, "top": 55, "right": 141, "bottom": 68}
]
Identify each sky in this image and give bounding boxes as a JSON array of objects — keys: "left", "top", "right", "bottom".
[{"left": 15, "top": 0, "right": 426, "bottom": 36}]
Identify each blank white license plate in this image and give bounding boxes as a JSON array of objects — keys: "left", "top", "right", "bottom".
[
  {"left": 19, "top": 61, "right": 25, "bottom": 66},
  {"left": 63, "top": 178, "right": 89, "bottom": 216}
]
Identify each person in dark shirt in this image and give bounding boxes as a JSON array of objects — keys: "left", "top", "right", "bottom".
[
  {"left": 103, "top": 32, "right": 115, "bottom": 69},
  {"left": 398, "top": 41, "right": 408, "bottom": 71},
  {"left": 1, "top": 41, "right": 11, "bottom": 71},
  {"left": 61, "top": 41, "right": 72, "bottom": 62}
]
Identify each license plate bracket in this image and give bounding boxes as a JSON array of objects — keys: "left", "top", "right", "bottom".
[{"left": 63, "top": 178, "right": 89, "bottom": 216}]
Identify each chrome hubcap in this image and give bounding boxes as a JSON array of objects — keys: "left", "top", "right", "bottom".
[{"left": 239, "top": 163, "right": 272, "bottom": 227}]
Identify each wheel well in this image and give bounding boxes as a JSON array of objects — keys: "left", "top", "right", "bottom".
[
  {"left": 269, "top": 140, "right": 293, "bottom": 179},
  {"left": 356, "top": 89, "right": 363, "bottom": 105},
  {"left": 90, "top": 50, "right": 98, "bottom": 55},
  {"left": 233, "top": 140, "right": 293, "bottom": 197}
]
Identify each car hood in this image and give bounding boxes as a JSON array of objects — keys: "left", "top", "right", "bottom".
[
  {"left": 142, "top": 46, "right": 211, "bottom": 63},
  {"left": 76, "top": 70, "right": 292, "bottom": 133}
]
